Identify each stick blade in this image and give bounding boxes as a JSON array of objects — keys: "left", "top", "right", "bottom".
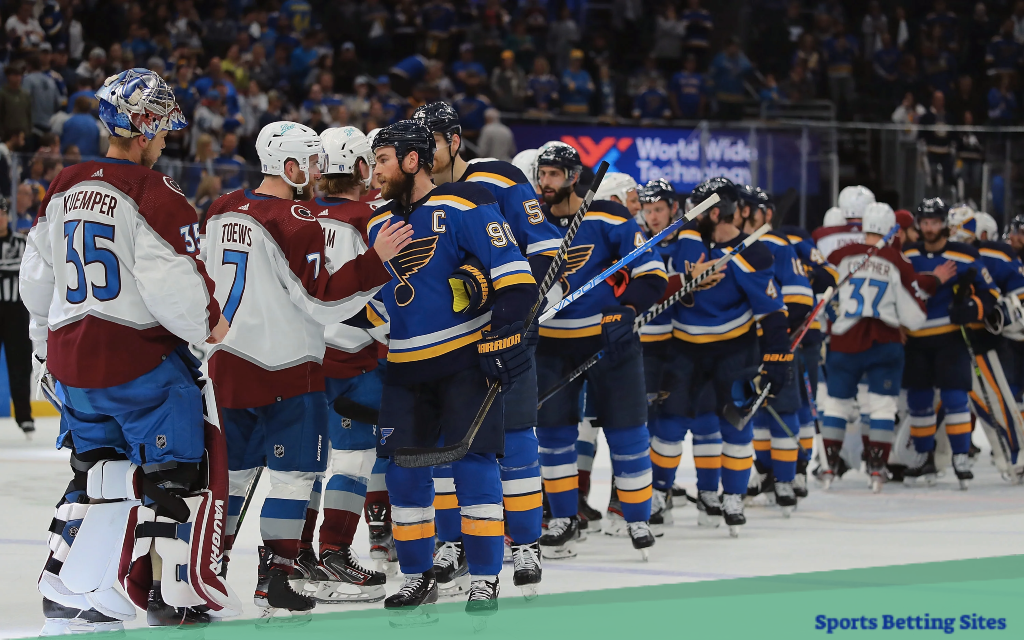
[
  {"left": 720, "top": 402, "right": 745, "bottom": 429},
  {"left": 393, "top": 442, "right": 470, "bottom": 468}
]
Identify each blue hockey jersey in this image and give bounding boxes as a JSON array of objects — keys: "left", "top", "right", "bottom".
[
  {"left": 976, "top": 241, "right": 1024, "bottom": 299},
  {"left": 668, "top": 229, "right": 786, "bottom": 353},
  {"left": 780, "top": 225, "right": 836, "bottom": 344},
  {"left": 903, "top": 240, "right": 998, "bottom": 338},
  {"left": 366, "top": 182, "right": 538, "bottom": 384},
  {"left": 639, "top": 229, "right": 686, "bottom": 343},
  {"left": 538, "top": 199, "right": 667, "bottom": 341},
  {"left": 760, "top": 231, "right": 814, "bottom": 332}
]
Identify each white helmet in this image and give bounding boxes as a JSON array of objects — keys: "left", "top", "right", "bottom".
[
  {"left": 321, "top": 126, "right": 373, "bottom": 189},
  {"left": 512, "top": 148, "right": 540, "bottom": 192},
  {"left": 823, "top": 206, "right": 846, "bottom": 227},
  {"left": 595, "top": 172, "right": 638, "bottom": 204},
  {"left": 256, "top": 121, "right": 324, "bottom": 193},
  {"left": 862, "top": 202, "right": 896, "bottom": 237},
  {"left": 975, "top": 211, "right": 998, "bottom": 240},
  {"left": 838, "top": 185, "right": 875, "bottom": 220},
  {"left": 948, "top": 204, "right": 978, "bottom": 242}
]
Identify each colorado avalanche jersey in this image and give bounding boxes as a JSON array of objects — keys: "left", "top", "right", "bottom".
[
  {"left": 827, "top": 243, "right": 928, "bottom": 353},
  {"left": 812, "top": 222, "right": 863, "bottom": 259},
  {"left": 668, "top": 229, "right": 785, "bottom": 353},
  {"left": 538, "top": 199, "right": 667, "bottom": 343},
  {"left": 201, "top": 190, "right": 392, "bottom": 407},
  {"left": 366, "top": 182, "right": 537, "bottom": 385},
  {"left": 460, "top": 160, "right": 563, "bottom": 274},
  {"left": 314, "top": 195, "right": 388, "bottom": 379},
  {"left": 903, "top": 240, "right": 998, "bottom": 338},
  {"left": 19, "top": 158, "right": 221, "bottom": 389}
]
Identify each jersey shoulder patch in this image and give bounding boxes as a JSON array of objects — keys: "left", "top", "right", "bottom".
[
  {"left": 586, "top": 198, "right": 633, "bottom": 221},
  {"left": 430, "top": 181, "right": 499, "bottom": 209},
  {"left": 463, "top": 160, "right": 530, "bottom": 188},
  {"left": 760, "top": 231, "right": 791, "bottom": 247}
]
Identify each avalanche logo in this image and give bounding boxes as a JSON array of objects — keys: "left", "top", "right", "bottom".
[
  {"left": 380, "top": 428, "right": 395, "bottom": 445},
  {"left": 292, "top": 205, "right": 316, "bottom": 221},
  {"left": 561, "top": 136, "right": 634, "bottom": 172},
  {"left": 163, "top": 175, "right": 184, "bottom": 196}
]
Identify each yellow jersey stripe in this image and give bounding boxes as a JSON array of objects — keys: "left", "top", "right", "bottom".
[
  {"left": 493, "top": 272, "right": 536, "bottom": 288},
  {"left": 427, "top": 195, "right": 476, "bottom": 210},
  {"left": 943, "top": 251, "right": 975, "bottom": 263},
  {"left": 979, "top": 248, "right": 1011, "bottom": 262},
  {"left": 784, "top": 294, "right": 815, "bottom": 306},
  {"left": 366, "top": 304, "right": 386, "bottom": 327},
  {"left": 673, "top": 318, "right": 755, "bottom": 343},
  {"left": 387, "top": 327, "right": 487, "bottom": 362},
  {"left": 584, "top": 212, "right": 626, "bottom": 225},
  {"left": 466, "top": 172, "right": 516, "bottom": 187},
  {"left": 367, "top": 211, "right": 393, "bottom": 233},
  {"left": 539, "top": 325, "right": 603, "bottom": 339}
]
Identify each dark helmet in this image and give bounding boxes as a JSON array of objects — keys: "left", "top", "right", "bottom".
[
  {"left": 753, "top": 186, "right": 773, "bottom": 211},
  {"left": 916, "top": 197, "right": 949, "bottom": 223},
  {"left": 638, "top": 178, "right": 676, "bottom": 204},
  {"left": 371, "top": 119, "right": 436, "bottom": 171},
  {"left": 1004, "top": 214, "right": 1024, "bottom": 241},
  {"left": 536, "top": 142, "right": 582, "bottom": 182},
  {"left": 0, "top": 195, "right": 8, "bottom": 213},
  {"left": 412, "top": 101, "right": 461, "bottom": 141},
  {"left": 690, "top": 176, "right": 739, "bottom": 217}
]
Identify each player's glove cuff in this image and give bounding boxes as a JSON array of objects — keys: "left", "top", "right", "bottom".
[
  {"left": 478, "top": 321, "right": 531, "bottom": 389},
  {"left": 601, "top": 305, "right": 637, "bottom": 361},
  {"left": 761, "top": 352, "right": 795, "bottom": 394},
  {"left": 449, "top": 255, "right": 492, "bottom": 314}
]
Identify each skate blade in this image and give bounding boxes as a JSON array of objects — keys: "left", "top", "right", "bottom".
[
  {"left": 576, "top": 528, "right": 588, "bottom": 542},
  {"left": 697, "top": 512, "right": 722, "bottom": 528},
  {"left": 40, "top": 619, "right": 125, "bottom": 636},
  {"left": 539, "top": 540, "right": 578, "bottom": 559},
  {"left": 638, "top": 548, "right": 649, "bottom": 562},
  {"left": 959, "top": 479, "right": 970, "bottom": 491},
  {"left": 387, "top": 604, "right": 439, "bottom": 629},
  {"left": 255, "top": 608, "right": 312, "bottom": 629},
  {"left": 870, "top": 478, "right": 883, "bottom": 494},
  {"left": 649, "top": 524, "right": 666, "bottom": 538},
  {"left": 438, "top": 574, "right": 470, "bottom": 598},
  {"left": 375, "top": 559, "right": 399, "bottom": 576},
  {"left": 820, "top": 475, "right": 834, "bottom": 491},
  {"left": 780, "top": 506, "right": 793, "bottom": 518},
  {"left": 314, "top": 583, "right": 386, "bottom": 604},
  {"left": 602, "top": 518, "right": 629, "bottom": 538},
  {"left": 728, "top": 525, "right": 740, "bottom": 538},
  {"left": 516, "top": 583, "right": 539, "bottom": 601},
  {"left": 587, "top": 519, "right": 602, "bottom": 532}
]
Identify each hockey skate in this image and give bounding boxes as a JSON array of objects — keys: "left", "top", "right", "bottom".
[
  {"left": 952, "top": 453, "right": 975, "bottom": 491},
  {"left": 816, "top": 443, "right": 849, "bottom": 490},
  {"left": 774, "top": 482, "right": 797, "bottom": 518},
  {"left": 649, "top": 488, "right": 673, "bottom": 535},
  {"left": 722, "top": 493, "right": 746, "bottom": 538},
  {"left": 40, "top": 598, "right": 124, "bottom": 636},
  {"left": 603, "top": 486, "right": 628, "bottom": 537},
  {"left": 254, "top": 546, "right": 315, "bottom": 624},
  {"left": 466, "top": 577, "right": 500, "bottom": 632},
  {"left": 366, "top": 502, "right": 398, "bottom": 575},
  {"left": 385, "top": 571, "right": 439, "bottom": 629},
  {"left": 503, "top": 534, "right": 513, "bottom": 564},
  {"left": 147, "top": 586, "right": 211, "bottom": 626},
  {"left": 671, "top": 483, "right": 689, "bottom": 498},
  {"left": 627, "top": 521, "right": 655, "bottom": 561},
  {"left": 866, "top": 444, "right": 889, "bottom": 493},
  {"left": 312, "top": 545, "right": 387, "bottom": 603},
  {"left": 292, "top": 544, "right": 319, "bottom": 592},
  {"left": 745, "top": 461, "right": 775, "bottom": 505},
  {"left": 696, "top": 490, "right": 723, "bottom": 527},
  {"left": 578, "top": 492, "right": 603, "bottom": 533},
  {"left": 794, "top": 459, "right": 809, "bottom": 498},
  {"left": 511, "top": 542, "right": 542, "bottom": 600},
  {"left": 903, "top": 450, "right": 938, "bottom": 486},
  {"left": 433, "top": 540, "right": 470, "bottom": 597},
  {"left": 19, "top": 420, "right": 35, "bottom": 439},
  {"left": 538, "top": 516, "right": 579, "bottom": 559}
]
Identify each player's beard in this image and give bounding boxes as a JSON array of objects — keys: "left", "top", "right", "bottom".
[
  {"left": 921, "top": 227, "right": 945, "bottom": 243},
  {"left": 696, "top": 212, "right": 717, "bottom": 239},
  {"left": 140, "top": 143, "right": 161, "bottom": 169},
  {"left": 381, "top": 170, "right": 415, "bottom": 207},
  {"left": 541, "top": 184, "right": 572, "bottom": 206}
]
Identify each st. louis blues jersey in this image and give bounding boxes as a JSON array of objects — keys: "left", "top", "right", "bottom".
[
  {"left": 639, "top": 228, "right": 685, "bottom": 344},
  {"left": 538, "top": 199, "right": 667, "bottom": 344},
  {"left": 903, "top": 240, "right": 998, "bottom": 338},
  {"left": 668, "top": 229, "right": 786, "bottom": 354},
  {"left": 976, "top": 240, "right": 1024, "bottom": 300},
  {"left": 760, "top": 231, "right": 814, "bottom": 332},
  {"left": 366, "top": 182, "right": 537, "bottom": 385},
  {"left": 460, "top": 160, "right": 563, "bottom": 276},
  {"left": 780, "top": 225, "right": 837, "bottom": 343}
]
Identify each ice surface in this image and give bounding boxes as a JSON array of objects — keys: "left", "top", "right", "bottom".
[{"left": 3, "top": 417, "right": 1023, "bottom": 637}]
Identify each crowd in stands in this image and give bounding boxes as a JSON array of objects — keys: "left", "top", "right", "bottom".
[{"left": 0, "top": 0, "right": 1022, "bottom": 222}]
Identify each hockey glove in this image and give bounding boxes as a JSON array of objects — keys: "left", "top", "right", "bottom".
[
  {"left": 601, "top": 305, "right": 637, "bottom": 361},
  {"left": 449, "top": 255, "right": 492, "bottom": 314},
  {"left": 478, "top": 321, "right": 532, "bottom": 389},
  {"left": 949, "top": 267, "right": 983, "bottom": 326},
  {"left": 761, "top": 351, "right": 795, "bottom": 395},
  {"left": 604, "top": 267, "right": 631, "bottom": 297}
]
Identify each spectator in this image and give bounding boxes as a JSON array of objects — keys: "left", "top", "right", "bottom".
[
  {"left": 526, "top": 56, "right": 559, "bottom": 113},
  {"left": 922, "top": 0, "right": 959, "bottom": 50},
  {"left": 222, "top": 44, "right": 250, "bottom": 89},
  {"left": 948, "top": 75, "right": 985, "bottom": 125},
  {"left": 193, "top": 58, "right": 239, "bottom": 116},
  {"left": 75, "top": 47, "right": 107, "bottom": 86},
  {"left": 172, "top": 62, "right": 201, "bottom": 120},
  {"left": 652, "top": 4, "right": 687, "bottom": 74},
  {"left": 362, "top": 0, "right": 392, "bottom": 58},
  {"left": 51, "top": 45, "right": 77, "bottom": 97},
  {"left": 333, "top": 42, "right": 366, "bottom": 96},
  {"left": 192, "top": 89, "right": 227, "bottom": 154},
  {"left": 0, "top": 194, "right": 34, "bottom": 434},
  {"left": 374, "top": 76, "right": 406, "bottom": 124},
  {"left": 247, "top": 43, "right": 275, "bottom": 91},
  {"left": 23, "top": 55, "right": 63, "bottom": 143},
  {"left": 822, "top": 21, "right": 858, "bottom": 118},
  {"left": 214, "top": 132, "right": 247, "bottom": 192},
  {"left": 633, "top": 75, "right": 672, "bottom": 122},
  {"left": 477, "top": 109, "right": 516, "bottom": 161},
  {"left": 5, "top": 1, "right": 45, "bottom": 50},
  {"left": 708, "top": 37, "right": 753, "bottom": 120},
  {"left": 203, "top": 2, "right": 239, "bottom": 57},
  {"left": 895, "top": 6, "right": 911, "bottom": 51},
  {"left": 344, "top": 78, "right": 371, "bottom": 128},
  {"left": 988, "top": 74, "right": 1018, "bottom": 124},
  {"left": 759, "top": 73, "right": 782, "bottom": 115},
  {"left": 560, "top": 49, "right": 594, "bottom": 116},
  {"left": 63, "top": 145, "right": 82, "bottom": 166},
  {"left": 37, "top": 43, "right": 67, "bottom": 108},
  {"left": 238, "top": 80, "right": 268, "bottom": 140},
  {"left": 873, "top": 32, "right": 900, "bottom": 106},
  {"left": 897, "top": 53, "right": 925, "bottom": 103},
  {"left": 918, "top": 90, "right": 954, "bottom": 186},
  {"left": 920, "top": 40, "right": 956, "bottom": 97},
  {"left": 504, "top": 20, "right": 537, "bottom": 71},
  {"left": 0, "top": 131, "right": 25, "bottom": 197},
  {"left": 0, "top": 63, "right": 32, "bottom": 143},
  {"left": 193, "top": 175, "right": 222, "bottom": 224},
  {"left": 611, "top": 0, "right": 643, "bottom": 62},
  {"left": 957, "top": 111, "right": 985, "bottom": 203},
  {"left": 122, "top": 23, "right": 156, "bottom": 62},
  {"left": 780, "top": 59, "right": 817, "bottom": 102},
  {"left": 60, "top": 96, "right": 101, "bottom": 157},
  {"left": 422, "top": 0, "right": 457, "bottom": 59},
  {"left": 452, "top": 43, "right": 487, "bottom": 92},
  {"left": 681, "top": 0, "right": 714, "bottom": 68},
  {"left": 861, "top": 1, "right": 888, "bottom": 60},
  {"left": 452, "top": 73, "right": 491, "bottom": 140},
  {"left": 491, "top": 50, "right": 527, "bottom": 112},
  {"left": 628, "top": 56, "right": 667, "bottom": 98},
  {"left": 985, "top": 19, "right": 1020, "bottom": 76},
  {"left": 14, "top": 182, "right": 36, "bottom": 232},
  {"left": 65, "top": 76, "right": 96, "bottom": 115},
  {"left": 547, "top": 5, "right": 581, "bottom": 72},
  {"left": 793, "top": 33, "right": 822, "bottom": 88},
  {"left": 964, "top": 3, "right": 994, "bottom": 73},
  {"left": 184, "top": 133, "right": 217, "bottom": 199},
  {"left": 1014, "top": 1, "right": 1024, "bottom": 43},
  {"left": 597, "top": 64, "right": 617, "bottom": 120},
  {"left": 425, "top": 60, "right": 455, "bottom": 101},
  {"left": 891, "top": 91, "right": 926, "bottom": 141},
  {"left": 289, "top": 32, "right": 320, "bottom": 89},
  {"left": 670, "top": 54, "right": 706, "bottom": 119}
]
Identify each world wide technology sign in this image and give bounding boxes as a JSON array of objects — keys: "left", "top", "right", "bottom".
[{"left": 510, "top": 124, "right": 818, "bottom": 195}]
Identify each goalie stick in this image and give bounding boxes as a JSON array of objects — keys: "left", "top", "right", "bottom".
[{"left": 536, "top": 222, "right": 772, "bottom": 408}]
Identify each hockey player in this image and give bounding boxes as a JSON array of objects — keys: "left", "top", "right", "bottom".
[
  {"left": 813, "top": 203, "right": 865, "bottom": 259},
  {"left": 365, "top": 120, "right": 538, "bottom": 619},
  {"left": 534, "top": 145, "right": 666, "bottom": 558},
  {"left": 413, "top": 102, "right": 560, "bottom": 598},
  {"left": 733, "top": 186, "right": 812, "bottom": 513},
  {"left": 596, "top": 172, "right": 641, "bottom": 217},
  {"left": 20, "top": 68, "right": 240, "bottom": 630},
  {"left": 657, "top": 177, "right": 787, "bottom": 536},
  {"left": 823, "top": 203, "right": 930, "bottom": 492},
  {"left": 298, "top": 125, "right": 392, "bottom": 604},
  {"left": 902, "top": 198, "right": 998, "bottom": 486},
  {"left": 201, "top": 121, "right": 412, "bottom": 618}
]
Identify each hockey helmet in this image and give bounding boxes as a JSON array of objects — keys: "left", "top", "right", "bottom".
[
  {"left": 255, "top": 121, "right": 324, "bottom": 192},
  {"left": 947, "top": 204, "right": 978, "bottom": 242},
  {"left": 861, "top": 202, "right": 896, "bottom": 237},
  {"left": 638, "top": 178, "right": 676, "bottom": 204},
  {"left": 1003, "top": 214, "right": 1024, "bottom": 242},
  {"left": 975, "top": 211, "right": 998, "bottom": 240},
  {"left": 916, "top": 197, "right": 949, "bottom": 225},
  {"left": 371, "top": 119, "right": 437, "bottom": 172},
  {"left": 595, "top": 172, "right": 638, "bottom": 204},
  {"left": 412, "top": 101, "right": 461, "bottom": 141},
  {"left": 690, "top": 176, "right": 738, "bottom": 218},
  {"left": 512, "top": 148, "right": 540, "bottom": 192},
  {"left": 96, "top": 68, "right": 187, "bottom": 140},
  {"left": 536, "top": 142, "right": 583, "bottom": 183},
  {"left": 838, "top": 185, "right": 875, "bottom": 220},
  {"left": 822, "top": 206, "right": 845, "bottom": 227},
  {"left": 320, "top": 126, "right": 373, "bottom": 189}
]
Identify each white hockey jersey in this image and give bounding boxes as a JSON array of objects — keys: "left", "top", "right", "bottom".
[
  {"left": 812, "top": 223, "right": 864, "bottom": 260},
  {"left": 828, "top": 243, "right": 928, "bottom": 353},
  {"left": 19, "top": 159, "right": 221, "bottom": 389},
  {"left": 200, "top": 189, "right": 392, "bottom": 408}
]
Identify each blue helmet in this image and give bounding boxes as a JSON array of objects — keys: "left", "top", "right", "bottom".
[{"left": 96, "top": 68, "right": 187, "bottom": 140}]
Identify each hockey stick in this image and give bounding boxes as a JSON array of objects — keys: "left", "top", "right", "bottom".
[
  {"left": 393, "top": 162, "right": 612, "bottom": 468},
  {"left": 232, "top": 467, "right": 264, "bottom": 538},
  {"left": 764, "top": 404, "right": 811, "bottom": 458},
  {"left": 537, "top": 221, "right": 771, "bottom": 408}
]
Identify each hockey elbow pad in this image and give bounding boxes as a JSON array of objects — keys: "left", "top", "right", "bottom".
[{"left": 449, "top": 255, "right": 492, "bottom": 314}]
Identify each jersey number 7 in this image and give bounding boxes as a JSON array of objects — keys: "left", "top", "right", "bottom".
[{"left": 222, "top": 250, "right": 249, "bottom": 323}]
